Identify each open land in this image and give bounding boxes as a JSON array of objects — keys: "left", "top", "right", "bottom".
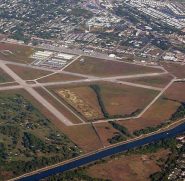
[
  {"left": 118, "top": 82, "right": 185, "bottom": 133},
  {"left": 47, "top": 82, "right": 159, "bottom": 122},
  {"left": 0, "top": 42, "right": 34, "bottom": 64},
  {"left": 87, "top": 149, "right": 170, "bottom": 181},
  {"left": 122, "top": 74, "right": 173, "bottom": 88},
  {"left": 161, "top": 62, "right": 185, "bottom": 79},
  {"left": 0, "top": 42, "right": 185, "bottom": 180},
  {"left": 0, "top": 90, "right": 80, "bottom": 181},
  {"left": 37, "top": 73, "right": 85, "bottom": 83},
  {"left": 65, "top": 56, "right": 163, "bottom": 77},
  {"left": 7, "top": 64, "right": 52, "bottom": 80},
  {"left": 0, "top": 68, "right": 14, "bottom": 83}
]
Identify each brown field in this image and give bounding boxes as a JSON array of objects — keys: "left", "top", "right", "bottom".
[
  {"left": 122, "top": 74, "right": 173, "bottom": 88},
  {"left": 165, "top": 82, "right": 185, "bottom": 102},
  {"left": 93, "top": 122, "right": 119, "bottom": 146},
  {"left": 119, "top": 99, "right": 180, "bottom": 133},
  {"left": 87, "top": 149, "right": 170, "bottom": 181},
  {"left": 7, "top": 64, "right": 52, "bottom": 80},
  {"left": 56, "top": 86, "right": 104, "bottom": 121},
  {"left": 32, "top": 88, "right": 104, "bottom": 152},
  {"left": 62, "top": 124, "right": 103, "bottom": 153},
  {"left": 99, "top": 83, "right": 159, "bottom": 117},
  {"left": 49, "top": 82, "right": 159, "bottom": 121},
  {"left": 0, "top": 42, "right": 34, "bottom": 64},
  {"left": 35, "top": 87, "right": 83, "bottom": 124},
  {"left": 161, "top": 62, "right": 185, "bottom": 78},
  {"left": 118, "top": 83, "right": 183, "bottom": 133},
  {"left": 38, "top": 73, "right": 85, "bottom": 83},
  {"left": 0, "top": 68, "right": 14, "bottom": 83},
  {"left": 65, "top": 56, "right": 163, "bottom": 77}
]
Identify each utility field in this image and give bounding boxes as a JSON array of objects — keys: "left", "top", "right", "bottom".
[
  {"left": 37, "top": 73, "right": 85, "bottom": 83},
  {"left": 50, "top": 82, "right": 159, "bottom": 122},
  {"left": 0, "top": 42, "right": 34, "bottom": 64},
  {"left": 0, "top": 90, "right": 80, "bottom": 180},
  {"left": 0, "top": 67, "right": 14, "bottom": 83},
  {"left": 65, "top": 56, "right": 163, "bottom": 77},
  {"left": 122, "top": 74, "right": 173, "bottom": 88},
  {"left": 7, "top": 64, "right": 52, "bottom": 80}
]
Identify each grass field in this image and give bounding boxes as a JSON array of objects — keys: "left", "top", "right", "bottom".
[
  {"left": 62, "top": 124, "right": 103, "bottom": 153},
  {"left": 118, "top": 83, "right": 184, "bottom": 133},
  {"left": 7, "top": 64, "right": 52, "bottom": 80},
  {"left": 35, "top": 87, "right": 83, "bottom": 124},
  {"left": 48, "top": 82, "right": 158, "bottom": 122},
  {"left": 93, "top": 122, "right": 120, "bottom": 146},
  {"left": 56, "top": 86, "right": 104, "bottom": 121},
  {"left": 87, "top": 149, "right": 170, "bottom": 181},
  {"left": 165, "top": 82, "right": 185, "bottom": 102},
  {"left": 65, "top": 56, "right": 163, "bottom": 77},
  {"left": 0, "top": 68, "right": 14, "bottom": 83},
  {"left": 98, "top": 82, "right": 158, "bottom": 118},
  {"left": 161, "top": 62, "right": 185, "bottom": 78},
  {"left": 38, "top": 73, "right": 85, "bottom": 83},
  {"left": 0, "top": 90, "right": 80, "bottom": 180},
  {"left": 0, "top": 42, "right": 34, "bottom": 64},
  {"left": 122, "top": 74, "right": 173, "bottom": 88}
]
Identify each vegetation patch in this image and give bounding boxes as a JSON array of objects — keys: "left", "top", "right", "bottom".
[{"left": 0, "top": 93, "right": 80, "bottom": 180}]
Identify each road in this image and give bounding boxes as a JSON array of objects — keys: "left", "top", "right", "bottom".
[{"left": 10, "top": 120, "right": 185, "bottom": 181}]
